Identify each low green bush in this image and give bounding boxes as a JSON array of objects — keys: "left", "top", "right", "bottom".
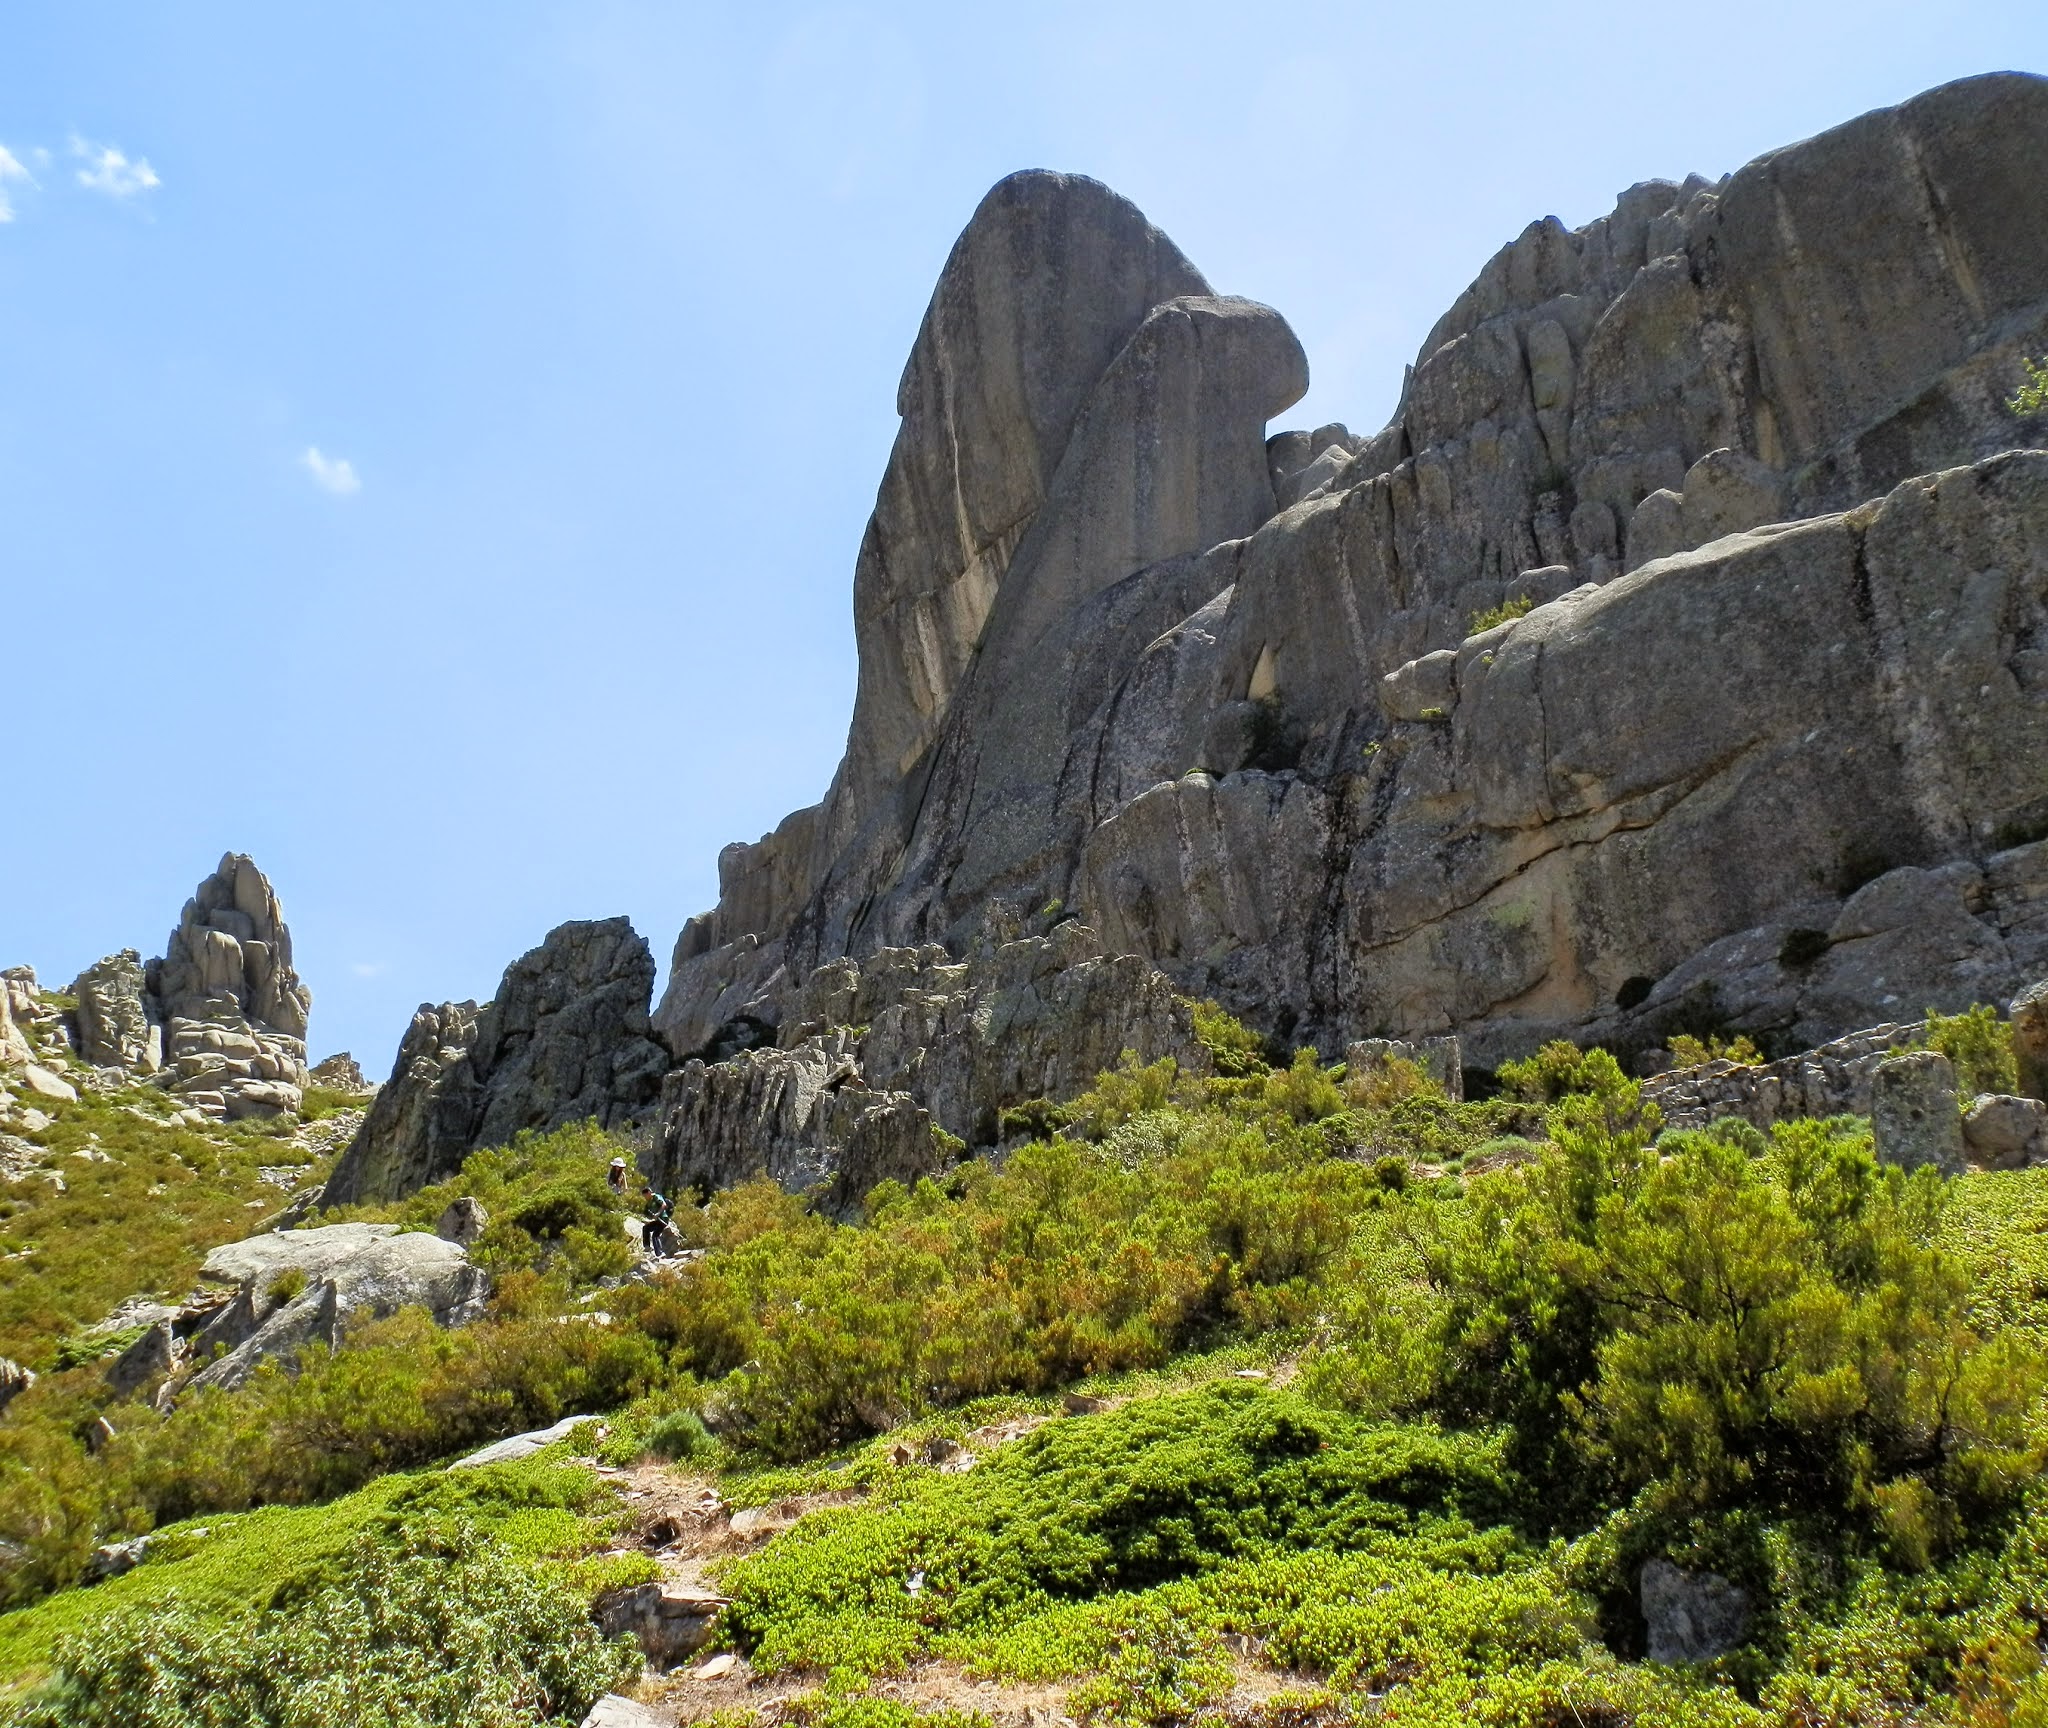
[
  {"left": 7, "top": 1521, "right": 634, "bottom": 1728},
  {"left": 1467, "top": 594, "right": 1534, "bottom": 634},
  {"left": 1922, "top": 1003, "right": 2019, "bottom": 1097},
  {"left": 719, "top": 1380, "right": 1518, "bottom": 1678}
]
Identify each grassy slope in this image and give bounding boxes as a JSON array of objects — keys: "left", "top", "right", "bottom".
[
  {"left": 0, "top": 1074, "right": 350, "bottom": 1368},
  {"left": 0, "top": 1450, "right": 651, "bottom": 1704}
]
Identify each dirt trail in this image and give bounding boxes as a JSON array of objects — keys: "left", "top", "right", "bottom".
[{"left": 585, "top": 1370, "right": 1313, "bottom": 1726}]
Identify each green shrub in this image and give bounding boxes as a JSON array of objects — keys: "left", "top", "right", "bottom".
[
  {"left": 336, "top": 1122, "right": 636, "bottom": 1280},
  {"left": 1467, "top": 594, "right": 1534, "bottom": 634},
  {"left": 1493, "top": 1040, "right": 1630, "bottom": 1104},
  {"left": 1666, "top": 1032, "right": 1762, "bottom": 1068},
  {"left": 8, "top": 1522, "right": 634, "bottom": 1728},
  {"left": 2011, "top": 353, "right": 2048, "bottom": 417},
  {"left": 1420, "top": 1090, "right": 2046, "bottom": 1538},
  {"left": 1188, "top": 1000, "right": 1269, "bottom": 1078},
  {"left": 1923, "top": 1003, "right": 2018, "bottom": 1097},
  {"left": 719, "top": 1381, "right": 1515, "bottom": 1678},
  {"left": 645, "top": 1408, "right": 712, "bottom": 1463}
]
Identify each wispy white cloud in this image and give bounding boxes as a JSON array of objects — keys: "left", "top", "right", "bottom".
[
  {"left": 301, "top": 447, "right": 362, "bottom": 497},
  {"left": 0, "top": 146, "right": 34, "bottom": 223},
  {"left": 349, "top": 962, "right": 386, "bottom": 979},
  {"left": 71, "top": 136, "right": 159, "bottom": 199}
]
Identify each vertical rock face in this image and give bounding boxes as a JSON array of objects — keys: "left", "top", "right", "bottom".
[
  {"left": 320, "top": 1001, "right": 486, "bottom": 1206},
  {"left": 324, "top": 918, "right": 670, "bottom": 1205},
  {"left": 0, "top": 972, "right": 31, "bottom": 1070},
  {"left": 146, "top": 854, "right": 312, "bottom": 1119},
  {"left": 653, "top": 171, "right": 1307, "bottom": 1054},
  {"left": 650, "top": 73, "right": 2048, "bottom": 1076},
  {"left": 151, "top": 853, "right": 311, "bottom": 1037},
  {"left": 69, "top": 950, "right": 162, "bottom": 1073}
]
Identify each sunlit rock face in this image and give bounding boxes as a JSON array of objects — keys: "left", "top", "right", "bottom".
[{"left": 659, "top": 74, "right": 2048, "bottom": 1072}]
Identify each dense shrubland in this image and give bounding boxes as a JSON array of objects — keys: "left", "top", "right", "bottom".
[{"left": 2, "top": 1003, "right": 2045, "bottom": 1724}]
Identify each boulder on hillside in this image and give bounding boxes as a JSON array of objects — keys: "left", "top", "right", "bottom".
[
  {"left": 1961, "top": 1093, "right": 2048, "bottom": 1168},
  {"left": 325, "top": 919, "right": 671, "bottom": 1206},
  {"left": 2013, "top": 979, "right": 2048, "bottom": 1103},
  {"left": 1641, "top": 1557, "right": 1750, "bottom": 1663},
  {"left": 183, "top": 1222, "right": 490, "bottom": 1392}
]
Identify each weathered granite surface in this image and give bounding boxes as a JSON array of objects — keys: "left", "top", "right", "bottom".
[
  {"left": 324, "top": 919, "right": 670, "bottom": 1204},
  {"left": 648, "top": 74, "right": 2048, "bottom": 1077},
  {"left": 147, "top": 854, "right": 313, "bottom": 1119},
  {"left": 647, "top": 920, "right": 1209, "bottom": 1214}
]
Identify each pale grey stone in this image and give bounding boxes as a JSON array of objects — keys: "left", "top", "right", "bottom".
[
  {"left": 185, "top": 1222, "right": 490, "bottom": 1391},
  {"left": 593, "top": 1580, "right": 729, "bottom": 1670},
  {"left": 436, "top": 1196, "right": 489, "bottom": 1247},
  {"left": 448, "top": 1413, "right": 594, "bottom": 1470},
  {"left": 1680, "top": 446, "right": 1784, "bottom": 544},
  {"left": 69, "top": 950, "right": 161, "bottom": 1073},
  {"left": 1379, "top": 650, "right": 1460, "bottom": 722},
  {"left": 1961, "top": 1093, "right": 2048, "bottom": 1168},
  {"left": 1625, "top": 487, "right": 1686, "bottom": 570},
  {"left": 20, "top": 1066, "right": 75, "bottom": 1104},
  {"left": 1871, "top": 1051, "right": 1965, "bottom": 1175},
  {"left": 580, "top": 1694, "right": 672, "bottom": 1728},
  {"left": 104, "top": 1321, "right": 178, "bottom": 1399}
]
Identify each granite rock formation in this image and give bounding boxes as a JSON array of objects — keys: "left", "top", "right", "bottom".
[
  {"left": 647, "top": 917, "right": 1207, "bottom": 1214},
  {"left": 69, "top": 949, "right": 161, "bottom": 1074},
  {"left": 324, "top": 918, "right": 670, "bottom": 1205},
  {"left": 147, "top": 854, "right": 313, "bottom": 1119},
  {"left": 655, "top": 74, "right": 2048, "bottom": 1075},
  {"left": 337, "top": 75, "right": 2048, "bottom": 1217},
  {"left": 183, "top": 1222, "right": 491, "bottom": 1392}
]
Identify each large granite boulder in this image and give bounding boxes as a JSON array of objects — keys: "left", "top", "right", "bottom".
[
  {"left": 326, "top": 919, "right": 670, "bottom": 1205},
  {"left": 184, "top": 1222, "right": 491, "bottom": 1392},
  {"left": 69, "top": 949, "right": 161, "bottom": 1073},
  {"left": 1641, "top": 1558, "right": 1750, "bottom": 1664},
  {"left": 647, "top": 75, "right": 2048, "bottom": 1074},
  {"left": 1961, "top": 1093, "right": 2048, "bottom": 1168},
  {"left": 147, "top": 854, "right": 313, "bottom": 1119}
]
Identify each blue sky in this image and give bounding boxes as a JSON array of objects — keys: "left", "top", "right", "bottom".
[{"left": 4, "top": 2, "right": 2045, "bottom": 1072}]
